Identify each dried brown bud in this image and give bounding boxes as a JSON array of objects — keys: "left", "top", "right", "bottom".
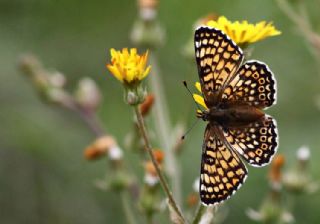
[
  {"left": 138, "top": 0, "right": 158, "bottom": 9},
  {"left": 144, "top": 161, "right": 158, "bottom": 176},
  {"left": 140, "top": 94, "right": 155, "bottom": 116},
  {"left": 84, "top": 145, "right": 107, "bottom": 160},
  {"left": 186, "top": 193, "right": 198, "bottom": 207},
  {"left": 19, "top": 54, "right": 43, "bottom": 77},
  {"left": 94, "top": 135, "right": 116, "bottom": 150},
  {"left": 197, "top": 13, "right": 219, "bottom": 26},
  {"left": 269, "top": 154, "right": 285, "bottom": 183},
  {"left": 153, "top": 149, "right": 164, "bottom": 164},
  {"left": 84, "top": 136, "right": 119, "bottom": 160}
]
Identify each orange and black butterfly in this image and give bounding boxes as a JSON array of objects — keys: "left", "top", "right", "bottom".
[{"left": 194, "top": 26, "right": 278, "bottom": 205}]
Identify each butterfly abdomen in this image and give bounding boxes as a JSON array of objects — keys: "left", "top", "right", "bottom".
[{"left": 208, "top": 104, "right": 264, "bottom": 127}]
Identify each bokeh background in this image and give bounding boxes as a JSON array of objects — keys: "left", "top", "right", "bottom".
[{"left": 1, "top": 0, "right": 320, "bottom": 223}]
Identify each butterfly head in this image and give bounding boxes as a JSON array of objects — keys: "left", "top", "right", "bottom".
[{"left": 196, "top": 109, "right": 210, "bottom": 121}]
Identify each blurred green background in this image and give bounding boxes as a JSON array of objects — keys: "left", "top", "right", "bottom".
[{"left": 1, "top": 0, "right": 320, "bottom": 223}]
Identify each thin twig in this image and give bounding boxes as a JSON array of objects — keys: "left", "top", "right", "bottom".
[
  {"left": 54, "top": 92, "right": 105, "bottom": 136},
  {"left": 134, "top": 105, "right": 185, "bottom": 223},
  {"left": 276, "top": 0, "right": 320, "bottom": 65},
  {"left": 148, "top": 52, "right": 182, "bottom": 204},
  {"left": 51, "top": 90, "right": 139, "bottom": 224}
]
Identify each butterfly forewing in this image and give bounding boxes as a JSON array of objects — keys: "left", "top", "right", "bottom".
[
  {"left": 194, "top": 26, "right": 244, "bottom": 107},
  {"left": 222, "top": 115, "right": 278, "bottom": 167},
  {"left": 200, "top": 124, "right": 248, "bottom": 205},
  {"left": 222, "top": 60, "right": 277, "bottom": 108}
]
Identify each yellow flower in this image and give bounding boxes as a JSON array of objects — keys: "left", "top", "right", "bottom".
[
  {"left": 106, "top": 48, "right": 151, "bottom": 85},
  {"left": 193, "top": 82, "right": 208, "bottom": 110},
  {"left": 206, "top": 16, "right": 281, "bottom": 45}
]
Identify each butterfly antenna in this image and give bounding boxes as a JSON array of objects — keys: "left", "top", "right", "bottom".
[
  {"left": 181, "top": 118, "right": 200, "bottom": 140},
  {"left": 182, "top": 80, "right": 202, "bottom": 112}
]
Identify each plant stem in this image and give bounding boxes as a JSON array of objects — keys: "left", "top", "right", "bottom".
[
  {"left": 120, "top": 191, "right": 137, "bottom": 224},
  {"left": 77, "top": 109, "right": 105, "bottom": 136},
  {"left": 148, "top": 52, "right": 182, "bottom": 204},
  {"left": 134, "top": 105, "right": 185, "bottom": 223},
  {"left": 56, "top": 92, "right": 105, "bottom": 136},
  {"left": 192, "top": 204, "right": 206, "bottom": 224},
  {"left": 58, "top": 91, "right": 139, "bottom": 224},
  {"left": 192, "top": 204, "right": 217, "bottom": 224},
  {"left": 276, "top": 0, "right": 320, "bottom": 68}
]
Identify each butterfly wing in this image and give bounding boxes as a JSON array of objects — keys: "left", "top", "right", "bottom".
[
  {"left": 194, "top": 26, "right": 244, "bottom": 107},
  {"left": 222, "top": 115, "right": 278, "bottom": 167},
  {"left": 200, "top": 123, "right": 248, "bottom": 205},
  {"left": 222, "top": 60, "right": 277, "bottom": 108}
]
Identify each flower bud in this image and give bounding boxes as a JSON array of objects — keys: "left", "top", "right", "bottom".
[
  {"left": 109, "top": 170, "right": 132, "bottom": 192},
  {"left": 140, "top": 94, "right": 155, "bottom": 116},
  {"left": 193, "top": 177, "right": 200, "bottom": 193},
  {"left": 186, "top": 193, "right": 198, "bottom": 207},
  {"left": 75, "top": 77, "right": 101, "bottom": 111},
  {"left": 125, "top": 86, "right": 147, "bottom": 106},
  {"left": 268, "top": 154, "right": 285, "bottom": 189},
  {"left": 84, "top": 136, "right": 123, "bottom": 161},
  {"left": 247, "top": 199, "right": 294, "bottom": 223},
  {"left": 130, "top": 18, "right": 165, "bottom": 49},
  {"left": 46, "top": 87, "right": 69, "bottom": 104},
  {"left": 130, "top": 0, "right": 164, "bottom": 49},
  {"left": 296, "top": 145, "right": 310, "bottom": 168},
  {"left": 19, "top": 54, "right": 43, "bottom": 77},
  {"left": 138, "top": 0, "right": 158, "bottom": 21},
  {"left": 282, "top": 169, "right": 310, "bottom": 194},
  {"left": 144, "top": 173, "right": 159, "bottom": 186},
  {"left": 144, "top": 161, "right": 159, "bottom": 177},
  {"left": 282, "top": 146, "right": 316, "bottom": 194},
  {"left": 48, "top": 71, "right": 66, "bottom": 88},
  {"left": 152, "top": 149, "right": 164, "bottom": 164},
  {"left": 84, "top": 145, "right": 107, "bottom": 160}
]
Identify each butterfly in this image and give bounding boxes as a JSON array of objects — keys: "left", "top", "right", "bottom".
[{"left": 194, "top": 26, "right": 278, "bottom": 205}]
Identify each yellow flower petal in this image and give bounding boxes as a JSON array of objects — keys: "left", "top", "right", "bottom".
[
  {"left": 106, "top": 48, "right": 151, "bottom": 85},
  {"left": 205, "top": 16, "right": 281, "bottom": 45},
  {"left": 141, "top": 65, "right": 151, "bottom": 80},
  {"left": 106, "top": 64, "right": 123, "bottom": 82},
  {"left": 195, "top": 82, "right": 201, "bottom": 93},
  {"left": 193, "top": 93, "right": 208, "bottom": 109}
]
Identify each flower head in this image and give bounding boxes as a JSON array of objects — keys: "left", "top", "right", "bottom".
[
  {"left": 205, "top": 16, "right": 281, "bottom": 46},
  {"left": 106, "top": 48, "right": 151, "bottom": 86}
]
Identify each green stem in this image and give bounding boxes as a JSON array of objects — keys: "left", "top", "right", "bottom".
[
  {"left": 192, "top": 204, "right": 206, "bottom": 224},
  {"left": 192, "top": 204, "right": 217, "bottom": 224},
  {"left": 120, "top": 192, "right": 137, "bottom": 224},
  {"left": 134, "top": 106, "right": 185, "bottom": 223},
  {"left": 148, "top": 52, "right": 182, "bottom": 204},
  {"left": 59, "top": 92, "right": 138, "bottom": 224}
]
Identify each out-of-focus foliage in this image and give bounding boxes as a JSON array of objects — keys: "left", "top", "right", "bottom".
[{"left": 1, "top": 0, "right": 320, "bottom": 223}]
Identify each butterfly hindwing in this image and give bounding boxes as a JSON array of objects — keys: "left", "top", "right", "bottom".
[
  {"left": 222, "top": 60, "right": 277, "bottom": 108},
  {"left": 200, "top": 124, "right": 248, "bottom": 205},
  {"left": 194, "top": 26, "right": 244, "bottom": 107},
  {"left": 222, "top": 115, "right": 278, "bottom": 167}
]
